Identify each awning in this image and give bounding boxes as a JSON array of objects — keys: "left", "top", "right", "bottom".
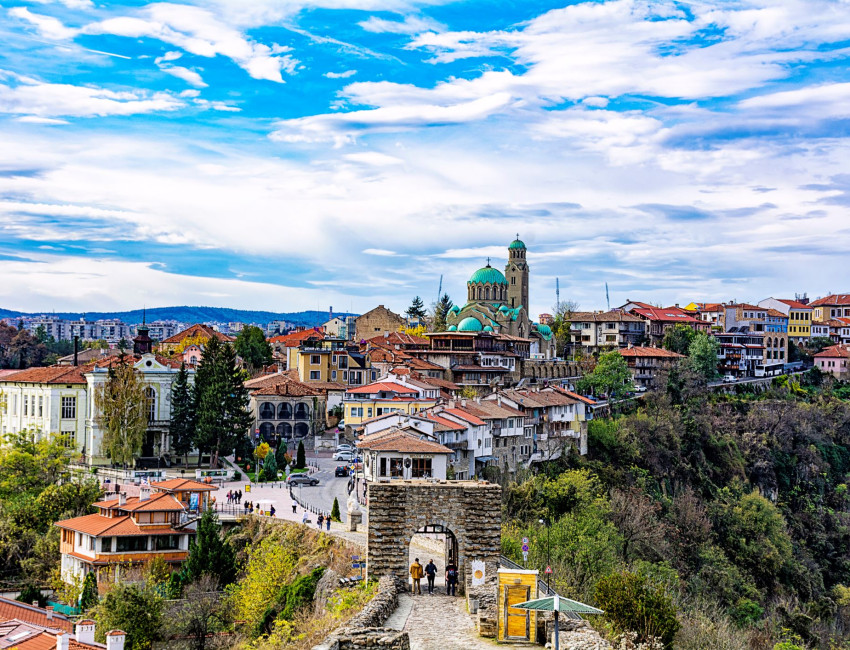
[
  {"left": 513, "top": 595, "right": 603, "bottom": 615},
  {"left": 475, "top": 455, "right": 498, "bottom": 462}
]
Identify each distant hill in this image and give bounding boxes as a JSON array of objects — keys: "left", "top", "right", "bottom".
[{"left": 0, "top": 306, "right": 358, "bottom": 328}]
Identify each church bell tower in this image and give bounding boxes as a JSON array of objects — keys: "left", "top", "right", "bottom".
[{"left": 505, "top": 235, "right": 529, "bottom": 309}]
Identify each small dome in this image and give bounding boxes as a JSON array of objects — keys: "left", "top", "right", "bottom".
[
  {"left": 448, "top": 325, "right": 457, "bottom": 331},
  {"left": 457, "top": 317, "right": 483, "bottom": 332},
  {"left": 509, "top": 238, "right": 526, "bottom": 250},
  {"left": 468, "top": 265, "right": 507, "bottom": 286},
  {"left": 483, "top": 325, "right": 494, "bottom": 332},
  {"left": 449, "top": 304, "right": 461, "bottom": 313}
]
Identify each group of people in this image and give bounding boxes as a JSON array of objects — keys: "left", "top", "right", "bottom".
[
  {"left": 409, "top": 558, "right": 459, "bottom": 596},
  {"left": 298, "top": 509, "right": 332, "bottom": 530},
  {"left": 226, "top": 489, "right": 243, "bottom": 504}
]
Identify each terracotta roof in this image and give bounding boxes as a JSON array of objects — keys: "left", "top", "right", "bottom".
[
  {"left": 346, "top": 381, "right": 418, "bottom": 395},
  {"left": 0, "top": 599, "right": 72, "bottom": 633},
  {"left": 552, "top": 387, "right": 597, "bottom": 405},
  {"left": 568, "top": 310, "right": 643, "bottom": 323},
  {"left": 151, "top": 478, "right": 217, "bottom": 492},
  {"left": 0, "top": 364, "right": 92, "bottom": 385},
  {"left": 461, "top": 400, "right": 524, "bottom": 419},
  {"left": 8, "top": 630, "right": 57, "bottom": 650},
  {"left": 619, "top": 346, "right": 686, "bottom": 358},
  {"left": 421, "top": 413, "right": 466, "bottom": 431},
  {"left": 87, "top": 353, "right": 183, "bottom": 370},
  {"left": 406, "top": 357, "right": 444, "bottom": 371},
  {"left": 414, "top": 376, "right": 459, "bottom": 391},
  {"left": 810, "top": 294, "right": 850, "bottom": 307},
  {"left": 766, "top": 309, "right": 788, "bottom": 318},
  {"left": 630, "top": 307, "right": 703, "bottom": 324},
  {"left": 245, "top": 373, "right": 324, "bottom": 396},
  {"left": 366, "top": 348, "right": 412, "bottom": 364},
  {"left": 268, "top": 329, "right": 324, "bottom": 346},
  {"left": 441, "top": 408, "right": 487, "bottom": 427},
  {"left": 777, "top": 299, "right": 812, "bottom": 310},
  {"left": 497, "top": 389, "right": 578, "bottom": 408},
  {"left": 694, "top": 303, "right": 723, "bottom": 311},
  {"left": 358, "top": 428, "right": 451, "bottom": 454},
  {"left": 732, "top": 303, "right": 764, "bottom": 311},
  {"left": 96, "top": 493, "right": 185, "bottom": 513},
  {"left": 162, "top": 323, "right": 234, "bottom": 345},
  {"left": 365, "top": 332, "right": 429, "bottom": 348},
  {"left": 814, "top": 345, "right": 850, "bottom": 359}
]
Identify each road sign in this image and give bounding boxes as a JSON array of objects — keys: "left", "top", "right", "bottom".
[
  {"left": 522, "top": 551, "right": 528, "bottom": 564},
  {"left": 545, "top": 566, "right": 553, "bottom": 574},
  {"left": 521, "top": 544, "right": 529, "bottom": 552},
  {"left": 352, "top": 555, "right": 360, "bottom": 560},
  {"left": 522, "top": 537, "right": 529, "bottom": 544}
]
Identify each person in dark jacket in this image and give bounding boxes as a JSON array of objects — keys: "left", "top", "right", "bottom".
[
  {"left": 445, "top": 562, "right": 459, "bottom": 596},
  {"left": 424, "top": 559, "right": 437, "bottom": 594}
]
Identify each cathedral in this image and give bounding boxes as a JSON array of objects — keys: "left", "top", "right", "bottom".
[{"left": 445, "top": 237, "right": 555, "bottom": 357}]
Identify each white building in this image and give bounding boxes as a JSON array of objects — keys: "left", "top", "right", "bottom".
[{"left": 357, "top": 426, "right": 451, "bottom": 481}]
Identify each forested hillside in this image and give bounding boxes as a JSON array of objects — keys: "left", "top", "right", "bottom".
[{"left": 501, "top": 370, "right": 850, "bottom": 649}]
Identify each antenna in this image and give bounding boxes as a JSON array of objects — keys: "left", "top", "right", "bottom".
[
  {"left": 605, "top": 283, "right": 610, "bottom": 311},
  {"left": 556, "top": 278, "right": 560, "bottom": 313},
  {"left": 436, "top": 274, "right": 443, "bottom": 306}
]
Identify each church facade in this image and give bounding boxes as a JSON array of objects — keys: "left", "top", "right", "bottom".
[{"left": 445, "top": 237, "right": 555, "bottom": 358}]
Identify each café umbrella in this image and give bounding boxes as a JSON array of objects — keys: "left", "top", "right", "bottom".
[{"left": 511, "top": 594, "right": 603, "bottom": 650}]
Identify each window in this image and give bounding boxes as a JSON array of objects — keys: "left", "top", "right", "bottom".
[
  {"left": 349, "top": 371, "right": 362, "bottom": 385},
  {"left": 154, "top": 535, "right": 180, "bottom": 550},
  {"left": 61, "top": 396, "right": 76, "bottom": 419},
  {"left": 332, "top": 370, "right": 337, "bottom": 380},
  {"left": 310, "top": 371, "right": 321, "bottom": 380},
  {"left": 88, "top": 535, "right": 95, "bottom": 551},
  {"left": 380, "top": 457, "right": 387, "bottom": 476},
  {"left": 62, "top": 431, "right": 76, "bottom": 449},
  {"left": 371, "top": 371, "right": 377, "bottom": 381},
  {"left": 23, "top": 395, "right": 28, "bottom": 416},
  {"left": 101, "top": 537, "right": 113, "bottom": 552},
  {"left": 259, "top": 402, "right": 275, "bottom": 420},
  {"left": 38, "top": 396, "right": 43, "bottom": 417},
  {"left": 367, "top": 407, "right": 373, "bottom": 417},
  {"left": 145, "top": 387, "right": 156, "bottom": 422},
  {"left": 116, "top": 536, "right": 147, "bottom": 552},
  {"left": 411, "top": 457, "right": 432, "bottom": 478},
  {"left": 390, "top": 457, "right": 404, "bottom": 477},
  {"left": 310, "top": 355, "right": 321, "bottom": 365}
]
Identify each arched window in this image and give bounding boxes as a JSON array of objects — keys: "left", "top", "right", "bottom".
[
  {"left": 294, "top": 422, "right": 309, "bottom": 438},
  {"left": 277, "top": 403, "right": 292, "bottom": 419},
  {"left": 259, "top": 402, "right": 275, "bottom": 420},
  {"left": 145, "top": 387, "right": 156, "bottom": 422},
  {"left": 478, "top": 287, "right": 483, "bottom": 300},
  {"left": 484, "top": 286, "right": 490, "bottom": 300},
  {"left": 277, "top": 422, "right": 291, "bottom": 438},
  {"left": 259, "top": 422, "right": 275, "bottom": 441},
  {"left": 294, "top": 403, "right": 309, "bottom": 420},
  {"left": 766, "top": 337, "right": 772, "bottom": 349}
]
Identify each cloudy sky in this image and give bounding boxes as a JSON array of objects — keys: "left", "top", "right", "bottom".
[{"left": 2, "top": 0, "right": 849, "bottom": 318}]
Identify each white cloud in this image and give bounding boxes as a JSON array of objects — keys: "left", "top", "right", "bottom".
[
  {"left": 192, "top": 98, "right": 241, "bottom": 111},
  {"left": 9, "top": 7, "right": 77, "bottom": 40},
  {"left": 325, "top": 70, "right": 358, "bottom": 79},
  {"left": 359, "top": 15, "right": 444, "bottom": 35},
  {"left": 344, "top": 152, "right": 404, "bottom": 165},
  {"left": 16, "top": 116, "right": 69, "bottom": 125},
  {"left": 363, "top": 248, "right": 402, "bottom": 256},
  {"left": 738, "top": 82, "right": 850, "bottom": 117},
  {"left": 159, "top": 65, "right": 207, "bottom": 88}
]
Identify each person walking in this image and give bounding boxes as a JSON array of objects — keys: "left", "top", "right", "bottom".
[
  {"left": 292, "top": 502, "right": 297, "bottom": 514},
  {"left": 269, "top": 505, "right": 276, "bottom": 517},
  {"left": 317, "top": 513, "right": 324, "bottom": 529},
  {"left": 424, "top": 559, "right": 437, "bottom": 595},
  {"left": 302, "top": 511, "right": 308, "bottom": 525},
  {"left": 326, "top": 515, "right": 331, "bottom": 531},
  {"left": 445, "top": 561, "right": 458, "bottom": 596},
  {"left": 410, "top": 558, "right": 424, "bottom": 595}
]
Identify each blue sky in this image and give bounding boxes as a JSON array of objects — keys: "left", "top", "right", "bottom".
[{"left": 1, "top": 0, "right": 850, "bottom": 318}]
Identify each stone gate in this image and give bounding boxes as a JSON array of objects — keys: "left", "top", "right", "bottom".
[{"left": 366, "top": 480, "right": 502, "bottom": 594}]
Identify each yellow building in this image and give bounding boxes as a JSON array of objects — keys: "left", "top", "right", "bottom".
[
  {"left": 343, "top": 381, "right": 438, "bottom": 425},
  {"left": 287, "top": 338, "right": 376, "bottom": 386},
  {"left": 779, "top": 299, "right": 813, "bottom": 342},
  {"left": 497, "top": 568, "right": 538, "bottom": 642}
]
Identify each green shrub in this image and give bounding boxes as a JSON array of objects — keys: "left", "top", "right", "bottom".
[
  {"left": 17, "top": 584, "right": 47, "bottom": 608},
  {"left": 233, "top": 470, "right": 241, "bottom": 482},
  {"left": 595, "top": 570, "right": 680, "bottom": 648},
  {"left": 295, "top": 441, "right": 306, "bottom": 469},
  {"left": 331, "top": 497, "right": 341, "bottom": 522}
]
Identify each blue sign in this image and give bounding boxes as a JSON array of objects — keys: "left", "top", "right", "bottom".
[
  {"left": 189, "top": 492, "right": 199, "bottom": 512},
  {"left": 522, "top": 544, "right": 529, "bottom": 552}
]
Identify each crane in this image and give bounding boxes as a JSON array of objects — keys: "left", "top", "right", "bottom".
[{"left": 436, "top": 274, "right": 443, "bottom": 306}]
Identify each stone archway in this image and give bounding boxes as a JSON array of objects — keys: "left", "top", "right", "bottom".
[{"left": 366, "top": 481, "right": 501, "bottom": 595}]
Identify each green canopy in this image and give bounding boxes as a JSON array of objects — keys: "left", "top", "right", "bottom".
[{"left": 512, "top": 595, "right": 603, "bottom": 615}]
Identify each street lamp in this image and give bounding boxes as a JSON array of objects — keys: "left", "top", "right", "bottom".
[{"left": 539, "top": 517, "right": 550, "bottom": 593}]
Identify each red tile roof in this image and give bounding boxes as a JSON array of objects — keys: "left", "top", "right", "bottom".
[
  {"left": 619, "top": 346, "right": 686, "bottom": 358},
  {"left": 810, "top": 294, "right": 850, "bottom": 307},
  {"left": 162, "top": 323, "right": 235, "bottom": 345},
  {"left": 365, "top": 332, "right": 429, "bottom": 348},
  {"left": 151, "top": 478, "right": 217, "bottom": 492},
  {"left": 358, "top": 428, "right": 451, "bottom": 454},
  {"left": 268, "top": 329, "right": 324, "bottom": 346},
  {"left": 630, "top": 307, "right": 703, "bottom": 324},
  {"left": 441, "top": 408, "right": 486, "bottom": 427},
  {"left": 0, "top": 364, "right": 93, "bottom": 385},
  {"left": 568, "top": 310, "right": 643, "bottom": 323},
  {"left": 814, "top": 345, "right": 850, "bottom": 359},
  {"left": 777, "top": 299, "right": 812, "bottom": 310},
  {"left": 245, "top": 373, "right": 324, "bottom": 396},
  {"left": 0, "top": 599, "right": 72, "bottom": 633},
  {"left": 346, "top": 381, "right": 419, "bottom": 395}
]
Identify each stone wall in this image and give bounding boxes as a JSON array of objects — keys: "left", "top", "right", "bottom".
[
  {"left": 366, "top": 481, "right": 502, "bottom": 595},
  {"left": 520, "top": 359, "right": 581, "bottom": 381}
]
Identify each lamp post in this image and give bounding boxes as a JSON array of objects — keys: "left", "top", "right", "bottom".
[{"left": 539, "top": 517, "right": 550, "bottom": 593}]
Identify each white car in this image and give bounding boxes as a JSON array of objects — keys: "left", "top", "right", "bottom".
[
  {"left": 335, "top": 443, "right": 353, "bottom": 452},
  {"left": 333, "top": 451, "right": 356, "bottom": 461},
  {"left": 722, "top": 374, "right": 738, "bottom": 383}
]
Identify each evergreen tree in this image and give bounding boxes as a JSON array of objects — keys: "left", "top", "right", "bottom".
[
  {"left": 234, "top": 325, "right": 273, "bottom": 373},
  {"left": 275, "top": 440, "right": 288, "bottom": 468},
  {"left": 169, "top": 364, "right": 195, "bottom": 465},
  {"left": 181, "top": 510, "right": 236, "bottom": 587},
  {"left": 295, "top": 440, "right": 306, "bottom": 469},
  {"left": 406, "top": 296, "right": 427, "bottom": 320},
  {"left": 95, "top": 363, "right": 147, "bottom": 467},
  {"left": 433, "top": 293, "right": 453, "bottom": 332},
  {"left": 687, "top": 333, "right": 720, "bottom": 380},
  {"left": 79, "top": 571, "right": 98, "bottom": 611},
  {"left": 263, "top": 450, "right": 278, "bottom": 482},
  {"left": 193, "top": 338, "right": 252, "bottom": 468},
  {"left": 331, "top": 497, "right": 341, "bottom": 522}
]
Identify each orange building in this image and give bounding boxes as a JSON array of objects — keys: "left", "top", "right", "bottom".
[{"left": 55, "top": 479, "right": 215, "bottom": 587}]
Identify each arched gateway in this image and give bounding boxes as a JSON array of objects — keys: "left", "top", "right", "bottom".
[{"left": 366, "top": 481, "right": 502, "bottom": 594}]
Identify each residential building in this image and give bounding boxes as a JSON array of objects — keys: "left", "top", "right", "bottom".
[
  {"left": 416, "top": 331, "right": 525, "bottom": 390},
  {"left": 158, "top": 323, "right": 235, "bottom": 354},
  {"left": 357, "top": 426, "right": 451, "bottom": 481},
  {"left": 456, "top": 399, "right": 526, "bottom": 474},
  {"left": 810, "top": 294, "right": 850, "bottom": 321},
  {"left": 758, "top": 298, "right": 813, "bottom": 343},
  {"left": 619, "top": 346, "right": 685, "bottom": 389},
  {"left": 322, "top": 316, "right": 349, "bottom": 338},
  {"left": 56, "top": 348, "right": 122, "bottom": 366},
  {"left": 628, "top": 306, "right": 710, "bottom": 346},
  {"left": 714, "top": 328, "right": 787, "bottom": 378},
  {"left": 287, "top": 338, "right": 376, "bottom": 387},
  {"left": 432, "top": 404, "right": 492, "bottom": 478},
  {"left": 55, "top": 479, "right": 215, "bottom": 587},
  {"left": 684, "top": 302, "right": 725, "bottom": 328},
  {"left": 343, "top": 380, "right": 438, "bottom": 426},
  {"left": 20, "top": 315, "right": 69, "bottom": 341},
  {"left": 0, "top": 595, "right": 74, "bottom": 633},
  {"left": 145, "top": 320, "right": 186, "bottom": 342},
  {"left": 566, "top": 310, "right": 645, "bottom": 354},
  {"left": 93, "top": 320, "right": 132, "bottom": 345},
  {"left": 354, "top": 305, "right": 406, "bottom": 341},
  {"left": 0, "top": 612, "right": 114, "bottom": 650},
  {"left": 814, "top": 345, "right": 850, "bottom": 379}
]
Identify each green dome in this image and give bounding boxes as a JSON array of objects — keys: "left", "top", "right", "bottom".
[
  {"left": 468, "top": 265, "right": 507, "bottom": 286},
  {"left": 509, "top": 238, "right": 526, "bottom": 250},
  {"left": 448, "top": 325, "right": 457, "bottom": 331},
  {"left": 483, "top": 325, "right": 494, "bottom": 332},
  {"left": 458, "top": 317, "right": 483, "bottom": 332}
]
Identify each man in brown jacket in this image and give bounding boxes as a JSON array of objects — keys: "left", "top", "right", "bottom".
[{"left": 410, "top": 558, "right": 424, "bottom": 595}]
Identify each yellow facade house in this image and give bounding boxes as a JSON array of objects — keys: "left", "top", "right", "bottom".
[{"left": 343, "top": 381, "right": 438, "bottom": 425}]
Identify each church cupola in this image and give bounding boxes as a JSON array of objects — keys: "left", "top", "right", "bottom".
[
  {"left": 133, "top": 310, "right": 153, "bottom": 355},
  {"left": 505, "top": 235, "right": 529, "bottom": 309}
]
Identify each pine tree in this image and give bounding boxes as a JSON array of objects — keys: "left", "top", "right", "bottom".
[
  {"left": 275, "top": 440, "right": 288, "bottom": 468},
  {"left": 193, "top": 338, "right": 253, "bottom": 468},
  {"left": 234, "top": 325, "right": 273, "bottom": 374},
  {"left": 331, "top": 497, "right": 341, "bottom": 522},
  {"left": 169, "top": 363, "right": 195, "bottom": 465},
  {"left": 79, "top": 571, "right": 98, "bottom": 611},
  {"left": 263, "top": 450, "right": 278, "bottom": 482},
  {"left": 433, "top": 293, "right": 454, "bottom": 332},
  {"left": 295, "top": 440, "right": 306, "bottom": 469},
  {"left": 181, "top": 510, "right": 236, "bottom": 587},
  {"left": 406, "top": 296, "right": 427, "bottom": 320}
]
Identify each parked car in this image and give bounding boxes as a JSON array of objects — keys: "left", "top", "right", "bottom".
[
  {"left": 722, "top": 374, "right": 738, "bottom": 383},
  {"left": 333, "top": 451, "right": 356, "bottom": 461},
  {"left": 335, "top": 465, "right": 351, "bottom": 477},
  {"left": 335, "top": 443, "right": 353, "bottom": 452},
  {"left": 336, "top": 420, "right": 346, "bottom": 432},
  {"left": 286, "top": 474, "right": 319, "bottom": 486}
]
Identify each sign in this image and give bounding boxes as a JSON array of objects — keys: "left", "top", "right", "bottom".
[
  {"left": 352, "top": 562, "right": 365, "bottom": 568},
  {"left": 352, "top": 555, "right": 360, "bottom": 560},
  {"left": 522, "top": 537, "right": 529, "bottom": 544},
  {"left": 545, "top": 566, "right": 553, "bottom": 574},
  {"left": 471, "top": 559, "right": 485, "bottom": 586},
  {"left": 522, "top": 551, "right": 528, "bottom": 564},
  {"left": 245, "top": 484, "right": 251, "bottom": 493},
  {"left": 521, "top": 544, "right": 529, "bottom": 552},
  {"left": 188, "top": 492, "right": 199, "bottom": 512}
]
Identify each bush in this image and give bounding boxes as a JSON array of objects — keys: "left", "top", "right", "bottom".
[
  {"left": 17, "top": 584, "right": 47, "bottom": 608},
  {"left": 233, "top": 470, "right": 241, "bottom": 482},
  {"left": 331, "top": 497, "right": 341, "bottom": 522},
  {"left": 730, "top": 597, "right": 763, "bottom": 627},
  {"left": 295, "top": 441, "right": 306, "bottom": 469},
  {"left": 595, "top": 570, "right": 680, "bottom": 648}
]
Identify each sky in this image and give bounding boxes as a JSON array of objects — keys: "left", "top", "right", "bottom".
[{"left": 2, "top": 0, "right": 850, "bottom": 319}]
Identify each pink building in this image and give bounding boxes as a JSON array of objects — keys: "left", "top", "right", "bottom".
[{"left": 814, "top": 345, "right": 850, "bottom": 379}]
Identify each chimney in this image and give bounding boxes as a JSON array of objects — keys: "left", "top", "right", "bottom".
[
  {"left": 75, "top": 621, "right": 96, "bottom": 645},
  {"left": 73, "top": 336, "right": 79, "bottom": 367},
  {"left": 46, "top": 606, "right": 53, "bottom": 621},
  {"left": 32, "top": 601, "right": 39, "bottom": 607},
  {"left": 139, "top": 487, "right": 150, "bottom": 502},
  {"left": 56, "top": 633, "right": 70, "bottom": 650},
  {"left": 118, "top": 493, "right": 126, "bottom": 506},
  {"left": 106, "top": 630, "right": 126, "bottom": 650}
]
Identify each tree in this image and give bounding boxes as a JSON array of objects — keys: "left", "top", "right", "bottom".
[
  {"left": 662, "top": 323, "right": 697, "bottom": 355},
  {"left": 807, "top": 336, "right": 835, "bottom": 354},
  {"left": 295, "top": 440, "right": 306, "bottom": 469},
  {"left": 95, "top": 363, "right": 148, "bottom": 467},
  {"left": 17, "top": 584, "right": 47, "bottom": 607},
  {"left": 610, "top": 488, "right": 669, "bottom": 562},
  {"left": 0, "top": 430, "right": 73, "bottom": 497},
  {"left": 550, "top": 300, "right": 579, "bottom": 357},
  {"left": 79, "top": 571, "right": 98, "bottom": 611},
  {"left": 169, "top": 364, "right": 195, "bottom": 465},
  {"left": 162, "top": 575, "right": 229, "bottom": 650},
  {"left": 94, "top": 582, "right": 163, "bottom": 650},
  {"left": 406, "top": 296, "right": 427, "bottom": 320},
  {"left": 576, "top": 350, "right": 633, "bottom": 400},
  {"left": 331, "top": 497, "right": 341, "bottom": 522},
  {"left": 263, "top": 450, "right": 278, "bottom": 482},
  {"left": 253, "top": 442, "right": 270, "bottom": 461},
  {"left": 595, "top": 570, "right": 680, "bottom": 648},
  {"left": 234, "top": 325, "right": 273, "bottom": 373},
  {"left": 180, "top": 511, "right": 236, "bottom": 587},
  {"left": 687, "top": 332, "right": 720, "bottom": 380},
  {"left": 433, "top": 293, "right": 454, "bottom": 332},
  {"left": 193, "top": 338, "right": 252, "bottom": 468}
]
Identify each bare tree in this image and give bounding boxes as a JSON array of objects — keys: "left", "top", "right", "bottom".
[
  {"left": 162, "top": 575, "right": 230, "bottom": 650},
  {"left": 95, "top": 362, "right": 147, "bottom": 467},
  {"left": 610, "top": 487, "right": 669, "bottom": 562}
]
